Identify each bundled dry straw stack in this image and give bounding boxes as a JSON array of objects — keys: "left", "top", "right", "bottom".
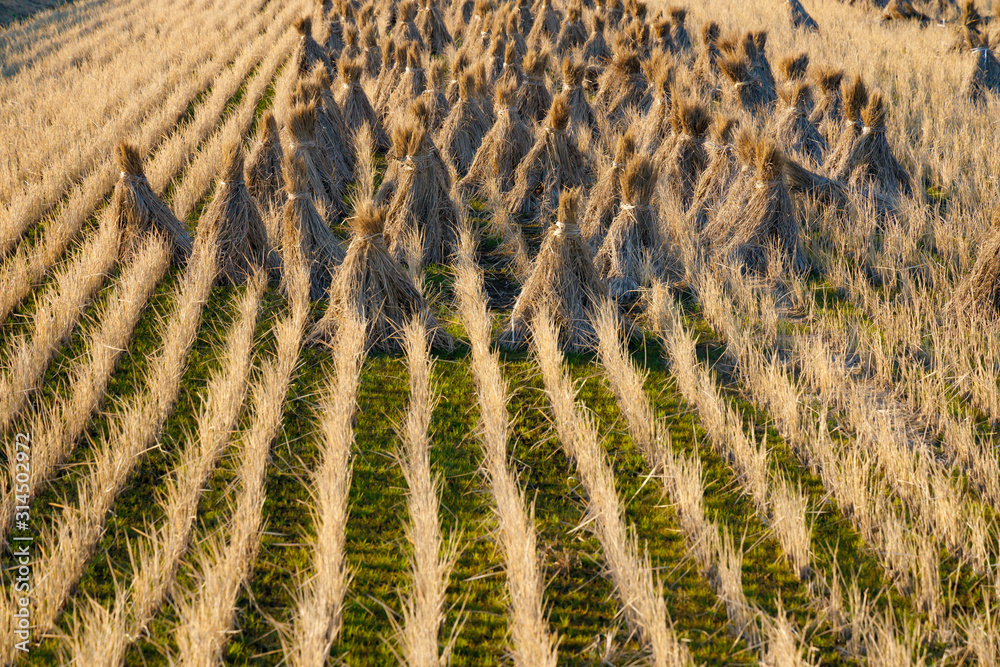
[
  {"left": 499, "top": 190, "right": 626, "bottom": 351},
  {"left": 245, "top": 112, "right": 285, "bottom": 217},
  {"left": 110, "top": 143, "right": 194, "bottom": 265},
  {"left": 310, "top": 201, "right": 453, "bottom": 351},
  {"left": 461, "top": 79, "right": 534, "bottom": 194}
]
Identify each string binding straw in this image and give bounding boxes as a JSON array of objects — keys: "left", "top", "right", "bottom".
[
  {"left": 862, "top": 125, "right": 886, "bottom": 135},
  {"left": 553, "top": 221, "right": 580, "bottom": 237},
  {"left": 288, "top": 191, "right": 313, "bottom": 200}
]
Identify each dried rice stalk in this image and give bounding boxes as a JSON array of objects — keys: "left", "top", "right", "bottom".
[
  {"left": 582, "top": 14, "right": 611, "bottom": 64},
  {"left": 639, "top": 55, "right": 675, "bottom": 153},
  {"left": 777, "top": 53, "right": 809, "bottom": 82},
  {"left": 200, "top": 141, "right": 276, "bottom": 285},
  {"left": 667, "top": 6, "right": 692, "bottom": 52},
  {"left": 437, "top": 69, "right": 492, "bottom": 176},
  {"left": 285, "top": 100, "right": 343, "bottom": 213},
  {"left": 787, "top": 0, "right": 819, "bottom": 32},
  {"left": 688, "top": 116, "right": 739, "bottom": 231},
  {"left": 498, "top": 190, "right": 620, "bottom": 352},
  {"left": 555, "top": 4, "right": 587, "bottom": 53},
  {"left": 695, "top": 21, "right": 721, "bottom": 80},
  {"left": 508, "top": 94, "right": 593, "bottom": 221},
  {"left": 417, "top": 0, "right": 453, "bottom": 54},
  {"left": 337, "top": 55, "right": 390, "bottom": 151},
  {"left": 655, "top": 98, "right": 710, "bottom": 211},
  {"left": 245, "top": 112, "right": 285, "bottom": 217},
  {"left": 390, "top": 0, "right": 425, "bottom": 47},
  {"left": 961, "top": 29, "right": 1000, "bottom": 101},
  {"left": 717, "top": 53, "right": 773, "bottom": 116},
  {"left": 110, "top": 143, "right": 193, "bottom": 265},
  {"left": 518, "top": 48, "right": 553, "bottom": 124},
  {"left": 292, "top": 16, "right": 334, "bottom": 75},
  {"left": 824, "top": 74, "right": 868, "bottom": 175},
  {"left": 595, "top": 48, "right": 650, "bottom": 129},
  {"left": 834, "top": 91, "right": 913, "bottom": 199},
  {"left": 808, "top": 65, "right": 845, "bottom": 146},
  {"left": 561, "top": 56, "right": 600, "bottom": 140},
  {"left": 773, "top": 81, "right": 827, "bottom": 167},
  {"left": 310, "top": 202, "right": 453, "bottom": 351},
  {"left": 596, "top": 155, "right": 671, "bottom": 300},
  {"left": 583, "top": 130, "right": 636, "bottom": 246},
  {"left": 461, "top": 80, "right": 534, "bottom": 195}
]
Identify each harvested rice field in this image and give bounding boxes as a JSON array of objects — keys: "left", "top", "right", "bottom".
[{"left": 3, "top": 0, "right": 1000, "bottom": 664}]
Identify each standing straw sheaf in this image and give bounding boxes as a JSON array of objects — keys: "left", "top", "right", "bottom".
[
  {"left": 390, "top": 0, "right": 425, "bottom": 47},
  {"left": 824, "top": 74, "right": 868, "bottom": 174},
  {"left": 417, "top": 0, "right": 453, "bottom": 54},
  {"left": 384, "top": 118, "right": 459, "bottom": 265},
  {"left": 705, "top": 137, "right": 807, "bottom": 275},
  {"left": 961, "top": 29, "right": 1000, "bottom": 101},
  {"left": 387, "top": 45, "right": 430, "bottom": 126},
  {"left": 437, "top": 69, "right": 491, "bottom": 176},
  {"left": 808, "top": 65, "right": 845, "bottom": 145},
  {"left": 528, "top": 0, "right": 562, "bottom": 46},
  {"left": 310, "top": 202, "right": 454, "bottom": 351},
  {"left": 498, "top": 190, "right": 621, "bottom": 352},
  {"left": 787, "top": 0, "right": 819, "bottom": 32},
  {"left": 773, "top": 81, "right": 827, "bottom": 167},
  {"left": 555, "top": 4, "right": 587, "bottom": 53},
  {"left": 694, "top": 21, "right": 721, "bottom": 80},
  {"left": 293, "top": 16, "right": 334, "bottom": 76},
  {"left": 280, "top": 151, "right": 345, "bottom": 301},
  {"left": 582, "top": 14, "right": 611, "bottom": 65},
  {"left": 667, "top": 6, "right": 692, "bottom": 52},
  {"left": 688, "top": 116, "right": 739, "bottom": 231},
  {"left": 337, "top": 56, "right": 390, "bottom": 151},
  {"left": 777, "top": 53, "right": 810, "bottom": 82},
  {"left": 518, "top": 48, "right": 553, "bottom": 124},
  {"left": 110, "top": 143, "right": 194, "bottom": 265},
  {"left": 561, "top": 56, "right": 600, "bottom": 140},
  {"left": 200, "top": 141, "right": 276, "bottom": 285},
  {"left": 245, "top": 112, "right": 286, "bottom": 218},
  {"left": 952, "top": 212, "right": 1000, "bottom": 322},
  {"left": 361, "top": 25, "right": 382, "bottom": 77},
  {"left": 834, "top": 91, "right": 913, "bottom": 199},
  {"left": 311, "top": 64, "right": 355, "bottom": 187},
  {"left": 639, "top": 56, "right": 675, "bottom": 153},
  {"left": 655, "top": 98, "right": 710, "bottom": 212},
  {"left": 508, "top": 94, "right": 593, "bottom": 221},
  {"left": 461, "top": 79, "right": 534, "bottom": 195},
  {"left": 596, "top": 155, "right": 669, "bottom": 300},
  {"left": 583, "top": 130, "right": 636, "bottom": 246},
  {"left": 717, "top": 53, "right": 773, "bottom": 117},
  {"left": 595, "top": 48, "right": 650, "bottom": 128},
  {"left": 285, "top": 101, "right": 343, "bottom": 214}
]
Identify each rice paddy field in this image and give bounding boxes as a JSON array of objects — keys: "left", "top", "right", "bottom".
[{"left": 3, "top": 0, "right": 1000, "bottom": 664}]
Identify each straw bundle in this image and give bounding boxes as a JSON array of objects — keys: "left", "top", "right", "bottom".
[
  {"left": 583, "top": 130, "right": 636, "bottom": 246},
  {"left": 503, "top": 5, "right": 527, "bottom": 58},
  {"left": 337, "top": 56, "right": 390, "bottom": 152},
  {"left": 667, "top": 6, "right": 692, "bottom": 52},
  {"left": 437, "top": 69, "right": 491, "bottom": 176},
  {"left": 110, "top": 143, "right": 194, "bottom": 265},
  {"left": 286, "top": 99, "right": 344, "bottom": 213},
  {"left": 880, "top": 0, "right": 931, "bottom": 24},
  {"left": 361, "top": 25, "right": 381, "bottom": 77},
  {"left": 949, "top": 1, "right": 985, "bottom": 51},
  {"left": 528, "top": 0, "right": 562, "bottom": 45},
  {"left": 834, "top": 91, "right": 913, "bottom": 199},
  {"left": 387, "top": 45, "right": 429, "bottom": 124},
  {"left": 309, "top": 202, "right": 454, "bottom": 350},
  {"left": 655, "top": 98, "right": 710, "bottom": 212},
  {"left": 706, "top": 137, "right": 807, "bottom": 275},
  {"left": 824, "top": 74, "right": 868, "bottom": 174},
  {"left": 962, "top": 30, "right": 1000, "bottom": 101},
  {"left": 651, "top": 18, "right": 676, "bottom": 55},
  {"left": 516, "top": 0, "right": 534, "bottom": 35},
  {"left": 744, "top": 31, "right": 776, "bottom": 97},
  {"left": 787, "top": 0, "right": 819, "bottom": 32},
  {"left": 461, "top": 79, "right": 534, "bottom": 194},
  {"left": 688, "top": 116, "right": 739, "bottom": 230},
  {"left": 808, "top": 65, "right": 845, "bottom": 145},
  {"left": 420, "top": 59, "right": 451, "bottom": 132},
  {"left": 783, "top": 158, "right": 849, "bottom": 209},
  {"left": 200, "top": 141, "right": 275, "bottom": 285},
  {"left": 245, "top": 112, "right": 285, "bottom": 216},
  {"left": 416, "top": 0, "right": 452, "bottom": 54},
  {"left": 518, "top": 48, "right": 553, "bottom": 124},
  {"left": 639, "top": 56, "right": 675, "bottom": 153},
  {"left": 595, "top": 48, "right": 650, "bottom": 129},
  {"left": 280, "top": 151, "right": 345, "bottom": 301},
  {"left": 556, "top": 4, "right": 587, "bottom": 53},
  {"left": 323, "top": 7, "right": 346, "bottom": 61},
  {"left": 699, "top": 126, "right": 757, "bottom": 239},
  {"left": 596, "top": 155, "right": 666, "bottom": 300},
  {"left": 373, "top": 38, "right": 403, "bottom": 115},
  {"left": 583, "top": 14, "right": 611, "bottom": 64},
  {"left": 607, "top": 0, "right": 624, "bottom": 25},
  {"left": 342, "top": 23, "right": 360, "bottom": 61},
  {"left": 561, "top": 56, "right": 600, "bottom": 139},
  {"left": 695, "top": 21, "right": 721, "bottom": 80},
  {"left": 778, "top": 53, "right": 810, "bottom": 82},
  {"left": 773, "top": 81, "right": 827, "bottom": 167},
  {"left": 390, "top": 0, "right": 425, "bottom": 47},
  {"left": 508, "top": 94, "right": 593, "bottom": 220},
  {"left": 951, "top": 211, "right": 1000, "bottom": 321},
  {"left": 717, "top": 53, "right": 773, "bottom": 116},
  {"left": 309, "top": 64, "right": 355, "bottom": 185},
  {"left": 498, "top": 190, "right": 621, "bottom": 352},
  {"left": 293, "top": 16, "right": 334, "bottom": 76},
  {"left": 384, "top": 118, "right": 459, "bottom": 265},
  {"left": 482, "top": 32, "right": 508, "bottom": 82},
  {"left": 497, "top": 41, "right": 525, "bottom": 91}
]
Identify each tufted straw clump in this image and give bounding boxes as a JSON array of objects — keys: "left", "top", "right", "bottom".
[
  {"left": 556, "top": 4, "right": 587, "bottom": 53},
  {"left": 639, "top": 56, "right": 676, "bottom": 153},
  {"left": 561, "top": 56, "right": 600, "bottom": 140},
  {"left": 667, "top": 6, "right": 692, "bottom": 52},
  {"left": 461, "top": 80, "right": 534, "bottom": 195},
  {"left": 717, "top": 53, "right": 773, "bottom": 117},
  {"left": 808, "top": 65, "right": 845, "bottom": 145},
  {"left": 285, "top": 100, "right": 343, "bottom": 213},
  {"left": 583, "top": 130, "right": 636, "bottom": 246},
  {"left": 595, "top": 48, "right": 650, "bottom": 129},
  {"left": 337, "top": 56, "right": 390, "bottom": 151},
  {"left": 437, "top": 69, "right": 492, "bottom": 176},
  {"left": 498, "top": 190, "right": 622, "bottom": 352},
  {"left": 293, "top": 16, "right": 334, "bottom": 75},
  {"left": 245, "top": 112, "right": 285, "bottom": 218},
  {"left": 824, "top": 74, "right": 868, "bottom": 175},
  {"left": 688, "top": 116, "right": 739, "bottom": 231},
  {"left": 596, "top": 155, "right": 670, "bottom": 301},
  {"left": 200, "top": 141, "right": 276, "bottom": 285},
  {"left": 384, "top": 118, "right": 459, "bottom": 265},
  {"left": 508, "top": 94, "right": 593, "bottom": 221},
  {"left": 518, "top": 48, "right": 553, "bottom": 124},
  {"left": 705, "top": 137, "right": 807, "bottom": 275},
  {"left": 280, "top": 151, "right": 346, "bottom": 301},
  {"left": 961, "top": 29, "right": 1000, "bottom": 102},
  {"left": 416, "top": 0, "right": 452, "bottom": 54},
  {"left": 655, "top": 98, "right": 710, "bottom": 212},
  {"left": 952, "top": 211, "right": 1000, "bottom": 322},
  {"left": 834, "top": 91, "right": 912, "bottom": 199},
  {"left": 583, "top": 14, "right": 611, "bottom": 65},
  {"left": 787, "top": 0, "right": 819, "bottom": 32},
  {"left": 309, "top": 202, "right": 454, "bottom": 351},
  {"left": 110, "top": 143, "right": 193, "bottom": 265},
  {"left": 778, "top": 53, "right": 810, "bottom": 82},
  {"left": 773, "top": 81, "right": 827, "bottom": 167}
]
